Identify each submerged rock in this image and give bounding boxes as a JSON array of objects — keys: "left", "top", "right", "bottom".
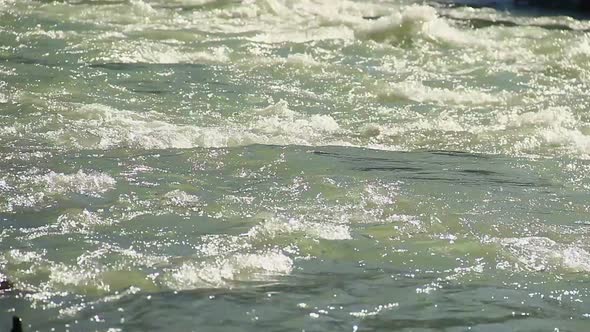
[{"left": 0, "top": 277, "right": 13, "bottom": 291}]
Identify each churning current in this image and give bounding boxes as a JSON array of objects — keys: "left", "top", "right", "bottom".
[{"left": 1, "top": 0, "right": 590, "bottom": 331}]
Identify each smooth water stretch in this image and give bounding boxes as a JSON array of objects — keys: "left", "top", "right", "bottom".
[{"left": 1, "top": 0, "right": 590, "bottom": 331}]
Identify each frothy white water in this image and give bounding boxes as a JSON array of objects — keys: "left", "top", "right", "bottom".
[
  {"left": 40, "top": 170, "right": 116, "bottom": 197},
  {"left": 55, "top": 209, "right": 110, "bottom": 234},
  {"left": 376, "top": 81, "right": 503, "bottom": 105},
  {"left": 247, "top": 215, "right": 352, "bottom": 240},
  {"left": 498, "top": 237, "right": 590, "bottom": 272},
  {"left": 37, "top": 99, "right": 590, "bottom": 159},
  {"left": 97, "top": 42, "right": 230, "bottom": 64},
  {"left": 165, "top": 250, "right": 293, "bottom": 289},
  {"left": 46, "top": 102, "right": 342, "bottom": 149},
  {"left": 164, "top": 190, "right": 202, "bottom": 208},
  {"left": 355, "top": 5, "right": 480, "bottom": 46},
  {"left": 495, "top": 107, "right": 590, "bottom": 157}
]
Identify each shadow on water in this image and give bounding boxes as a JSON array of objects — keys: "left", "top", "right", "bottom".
[{"left": 310, "top": 147, "right": 550, "bottom": 188}]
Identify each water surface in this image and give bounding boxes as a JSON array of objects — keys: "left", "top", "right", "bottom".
[{"left": 1, "top": 0, "right": 590, "bottom": 331}]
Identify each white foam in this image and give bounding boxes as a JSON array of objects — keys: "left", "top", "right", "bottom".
[
  {"left": 247, "top": 216, "right": 352, "bottom": 241},
  {"left": 41, "top": 170, "right": 116, "bottom": 197},
  {"left": 355, "top": 5, "right": 478, "bottom": 46},
  {"left": 129, "top": 0, "right": 157, "bottom": 15},
  {"left": 541, "top": 127, "right": 590, "bottom": 156},
  {"left": 56, "top": 209, "right": 110, "bottom": 233},
  {"left": 376, "top": 81, "right": 502, "bottom": 105},
  {"left": 249, "top": 100, "right": 341, "bottom": 139},
  {"left": 7, "top": 249, "right": 45, "bottom": 264},
  {"left": 50, "top": 102, "right": 342, "bottom": 150},
  {"left": 22, "top": 29, "right": 70, "bottom": 40},
  {"left": 356, "top": 6, "right": 436, "bottom": 43},
  {"left": 499, "top": 107, "right": 577, "bottom": 128},
  {"left": 100, "top": 42, "right": 230, "bottom": 64},
  {"left": 250, "top": 26, "right": 354, "bottom": 43},
  {"left": 3, "top": 192, "right": 45, "bottom": 212},
  {"left": 165, "top": 250, "right": 293, "bottom": 289},
  {"left": 286, "top": 53, "right": 321, "bottom": 67},
  {"left": 498, "top": 237, "right": 590, "bottom": 272},
  {"left": 164, "top": 190, "right": 202, "bottom": 208},
  {"left": 567, "top": 35, "right": 590, "bottom": 61},
  {"left": 495, "top": 107, "right": 590, "bottom": 157},
  {"left": 49, "top": 262, "right": 110, "bottom": 292},
  {"left": 0, "top": 80, "right": 8, "bottom": 103}
]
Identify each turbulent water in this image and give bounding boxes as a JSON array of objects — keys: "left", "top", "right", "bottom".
[{"left": 1, "top": 0, "right": 590, "bottom": 331}]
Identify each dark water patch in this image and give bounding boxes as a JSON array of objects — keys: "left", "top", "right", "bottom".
[
  {"left": 308, "top": 147, "right": 551, "bottom": 188},
  {"left": 364, "top": 314, "right": 532, "bottom": 330},
  {"left": 429, "top": 150, "right": 489, "bottom": 159},
  {"left": 461, "top": 169, "right": 499, "bottom": 176},
  {"left": 356, "top": 166, "right": 423, "bottom": 172},
  {"left": 89, "top": 63, "right": 160, "bottom": 71},
  {"left": 0, "top": 55, "right": 54, "bottom": 67},
  {"left": 121, "top": 80, "right": 172, "bottom": 95}
]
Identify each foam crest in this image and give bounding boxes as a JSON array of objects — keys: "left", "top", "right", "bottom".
[
  {"left": 55, "top": 103, "right": 228, "bottom": 149},
  {"left": 101, "top": 43, "right": 230, "bottom": 64},
  {"left": 0, "top": 80, "right": 8, "bottom": 104},
  {"left": 55, "top": 209, "right": 111, "bottom": 233},
  {"left": 286, "top": 53, "right": 321, "bottom": 67},
  {"left": 541, "top": 127, "right": 590, "bottom": 156},
  {"left": 356, "top": 6, "right": 436, "bottom": 43},
  {"left": 164, "top": 190, "right": 202, "bottom": 208},
  {"left": 250, "top": 26, "right": 354, "bottom": 43},
  {"left": 498, "top": 237, "right": 590, "bottom": 272},
  {"left": 165, "top": 250, "right": 292, "bottom": 289},
  {"left": 376, "top": 81, "right": 502, "bottom": 105},
  {"left": 1, "top": 187, "right": 46, "bottom": 212},
  {"left": 51, "top": 102, "right": 341, "bottom": 150},
  {"left": 496, "top": 107, "right": 590, "bottom": 157},
  {"left": 355, "top": 5, "right": 477, "bottom": 46},
  {"left": 129, "top": 0, "right": 157, "bottom": 15},
  {"left": 247, "top": 216, "right": 351, "bottom": 241},
  {"left": 49, "top": 263, "right": 110, "bottom": 292},
  {"left": 22, "top": 29, "right": 70, "bottom": 40},
  {"left": 499, "top": 107, "right": 577, "bottom": 128},
  {"left": 249, "top": 100, "right": 341, "bottom": 140},
  {"left": 568, "top": 35, "right": 590, "bottom": 57},
  {"left": 41, "top": 170, "right": 116, "bottom": 197}
]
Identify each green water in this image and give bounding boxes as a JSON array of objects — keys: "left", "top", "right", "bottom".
[{"left": 1, "top": 0, "right": 590, "bottom": 331}]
